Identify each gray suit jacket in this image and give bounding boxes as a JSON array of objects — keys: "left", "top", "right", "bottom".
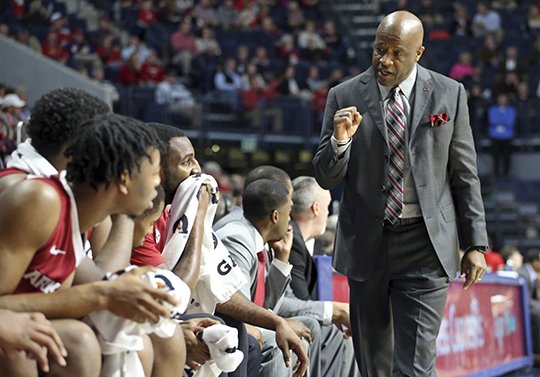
[
  {"left": 215, "top": 214, "right": 290, "bottom": 309},
  {"left": 215, "top": 210, "right": 327, "bottom": 322},
  {"left": 313, "top": 65, "right": 488, "bottom": 281}
]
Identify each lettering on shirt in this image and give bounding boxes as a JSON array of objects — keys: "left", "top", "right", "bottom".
[{"left": 22, "top": 270, "right": 62, "bottom": 294}]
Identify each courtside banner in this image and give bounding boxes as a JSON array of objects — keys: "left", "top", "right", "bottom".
[{"left": 436, "top": 274, "right": 533, "bottom": 377}]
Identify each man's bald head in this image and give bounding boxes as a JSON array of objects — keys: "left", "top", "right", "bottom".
[
  {"left": 377, "top": 11, "right": 424, "bottom": 47},
  {"left": 373, "top": 11, "right": 425, "bottom": 87}
]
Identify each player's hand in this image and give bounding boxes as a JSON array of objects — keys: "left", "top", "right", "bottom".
[
  {"left": 275, "top": 318, "right": 309, "bottom": 377},
  {"left": 180, "top": 317, "right": 219, "bottom": 370},
  {"left": 284, "top": 318, "right": 312, "bottom": 343},
  {"left": 270, "top": 225, "right": 293, "bottom": 263}
]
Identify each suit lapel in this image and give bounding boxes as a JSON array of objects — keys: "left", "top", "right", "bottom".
[
  {"left": 410, "top": 65, "right": 433, "bottom": 139},
  {"left": 359, "top": 69, "right": 387, "bottom": 143}
]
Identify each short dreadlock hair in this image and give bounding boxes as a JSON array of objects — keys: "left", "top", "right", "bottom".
[
  {"left": 146, "top": 122, "right": 185, "bottom": 157},
  {"left": 66, "top": 113, "right": 163, "bottom": 190},
  {"left": 27, "top": 88, "right": 110, "bottom": 158}
]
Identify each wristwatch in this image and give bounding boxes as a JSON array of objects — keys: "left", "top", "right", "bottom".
[{"left": 466, "top": 246, "right": 488, "bottom": 254}]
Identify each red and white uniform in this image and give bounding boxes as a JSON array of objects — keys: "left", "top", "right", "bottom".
[
  {"left": 131, "top": 209, "right": 169, "bottom": 267},
  {"left": 14, "top": 175, "right": 84, "bottom": 294}
]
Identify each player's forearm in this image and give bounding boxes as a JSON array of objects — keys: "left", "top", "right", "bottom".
[
  {"left": 0, "top": 281, "right": 109, "bottom": 319},
  {"left": 172, "top": 210, "right": 205, "bottom": 292},
  {"left": 216, "top": 292, "right": 284, "bottom": 330},
  {"left": 92, "top": 215, "right": 135, "bottom": 272}
]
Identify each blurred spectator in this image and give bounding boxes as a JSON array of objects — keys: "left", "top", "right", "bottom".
[
  {"left": 236, "top": 2, "right": 258, "bottom": 29},
  {"left": 472, "top": 2, "right": 502, "bottom": 39},
  {"left": 476, "top": 34, "right": 501, "bottom": 68},
  {"left": 241, "top": 63, "right": 266, "bottom": 89},
  {"left": 449, "top": 51, "right": 477, "bottom": 82},
  {"left": 214, "top": 57, "right": 244, "bottom": 110},
  {"left": 67, "top": 28, "right": 102, "bottom": 73},
  {"left": 500, "top": 245, "right": 523, "bottom": 271},
  {"left": 236, "top": 45, "right": 250, "bottom": 75},
  {"left": 242, "top": 75, "right": 282, "bottom": 131},
  {"left": 488, "top": 93, "right": 516, "bottom": 178},
  {"left": 513, "top": 82, "right": 537, "bottom": 139},
  {"left": 276, "top": 33, "right": 301, "bottom": 65},
  {"left": 96, "top": 35, "right": 122, "bottom": 66},
  {"left": 214, "top": 57, "right": 244, "bottom": 91},
  {"left": 468, "top": 83, "right": 489, "bottom": 142},
  {"left": 0, "top": 24, "right": 9, "bottom": 37},
  {"left": 141, "top": 51, "right": 165, "bottom": 85},
  {"left": 41, "top": 31, "right": 68, "bottom": 63},
  {"left": 193, "top": 0, "right": 219, "bottom": 27},
  {"left": 314, "top": 214, "right": 338, "bottom": 256},
  {"left": 170, "top": 19, "right": 198, "bottom": 77},
  {"left": 305, "top": 65, "right": 324, "bottom": 91},
  {"left": 451, "top": 3, "right": 471, "bottom": 37},
  {"left": 90, "top": 15, "right": 115, "bottom": 47},
  {"left": 15, "top": 29, "right": 42, "bottom": 53},
  {"left": 518, "top": 249, "right": 540, "bottom": 356},
  {"left": 260, "top": 15, "right": 280, "bottom": 37},
  {"left": 417, "top": 0, "right": 443, "bottom": 27},
  {"left": 286, "top": 1, "right": 305, "bottom": 32},
  {"left": 121, "top": 35, "right": 152, "bottom": 63},
  {"left": 492, "top": 0, "right": 517, "bottom": 10},
  {"left": 485, "top": 239, "right": 504, "bottom": 272},
  {"left": 217, "top": 0, "right": 238, "bottom": 29},
  {"left": 137, "top": 0, "right": 157, "bottom": 36},
  {"left": 528, "top": 3, "right": 540, "bottom": 32},
  {"left": 496, "top": 71, "right": 520, "bottom": 97},
  {"left": 498, "top": 46, "right": 527, "bottom": 81},
  {"left": 252, "top": 46, "right": 271, "bottom": 76},
  {"left": 298, "top": 20, "right": 326, "bottom": 63},
  {"left": 0, "top": 93, "right": 25, "bottom": 141},
  {"left": 119, "top": 51, "right": 143, "bottom": 85},
  {"left": 328, "top": 67, "right": 344, "bottom": 88},
  {"left": 277, "top": 65, "right": 305, "bottom": 98},
  {"left": 155, "top": 73, "right": 202, "bottom": 127},
  {"left": 530, "top": 35, "right": 540, "bottom": 66},
  {"left": 195, "top": 26, "right": 221, "bottom": 55},
  {"left": 23, "top": 0, "right": 51, "bottom": 25},
  {"left": 312, "top": 81, "right": 329, "bottom": 128},
  {"left": 49, "top": 12, "right": 71, "bottom": 47}
]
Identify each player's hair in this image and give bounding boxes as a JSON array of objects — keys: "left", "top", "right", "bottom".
[
  {"left": 66, "top": 114, "right": 162, "bottom": 189},
  {"left": 244, "top": 165, "right": 291, "bottom": 191},
  {"left": 27, "top": 88, "right": 110, "bottom": 158},
  {"left": 243, "top": 179, "right": 289, "bottom": 222},
  {"left": 146, "top": 122, "right": 185, "bottom": 157}
]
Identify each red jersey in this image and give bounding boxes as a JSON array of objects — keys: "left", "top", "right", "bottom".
[
  {"left": 131, "top": 209, "right": 169, "bottom": 267},
  {"left": 14, "top": 176, "right": 83, "bottom": 294},
  {"left": 0, "top": 167, "right": 26, "bottom": 179}
]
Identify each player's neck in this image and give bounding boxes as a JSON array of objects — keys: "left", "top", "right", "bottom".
[{"left": 71, "top": 183, "right": 114, "bottom": 232}]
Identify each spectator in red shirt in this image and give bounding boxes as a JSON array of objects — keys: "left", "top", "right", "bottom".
[
  {"left": 141, "top": 51, "right": 165, "bottom": 85},
  {"left": 42, "top": 31, "right": 69, "bottom": 63},
  {"left": 119, "top": 51, "right": 143, "bottom": 85},
  {"left": 96, "top": 34, "right": 122, "bottom": 66},
  {"left": 170, "top": 19, "right": 198, "bottom": 76}
]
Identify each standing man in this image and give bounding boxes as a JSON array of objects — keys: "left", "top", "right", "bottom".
[{"left": 313, "top": 11, "right": 488, "bottom": 377}]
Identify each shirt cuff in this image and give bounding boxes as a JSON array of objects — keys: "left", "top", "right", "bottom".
[
  {"left": 331, "top": 135, "right": 352, "bottom": 155},
  {"left": 323, "top": 301, "right": 333, "bottom": 324},
  {"left": 272, "top": 258, "right": 293, "bottom": 277}
]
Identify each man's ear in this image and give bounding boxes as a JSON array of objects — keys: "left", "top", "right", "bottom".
[
  {"left": 271, "top": 209, "right": 279, "bottom": 225},
  {"left": 118, "top": 170, "right": 130, "bottom": 195},
  {"left": 312, "top": 201, "right": 320, "bottom": 217}
]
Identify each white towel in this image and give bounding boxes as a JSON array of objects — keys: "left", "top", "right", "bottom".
[
  {"left": 184, "top": 324, "right": 244, "bottom": 377},
  {"left": 162, "top": 173, "right": 247, "bottom": 314},
  {"left": 8, "top": 139, "right": 58, "bottom": 176},
  {"left": 87, "top": 267, "right": 191, "bottom": 377}
]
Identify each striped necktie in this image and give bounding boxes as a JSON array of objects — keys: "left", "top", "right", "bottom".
[{"left": 384, "top": 87, "right": 407, "bottom": 224}]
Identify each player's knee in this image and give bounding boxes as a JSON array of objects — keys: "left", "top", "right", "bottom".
[{"left": 54, "top": 320, "right": 100, "bottom": 377}]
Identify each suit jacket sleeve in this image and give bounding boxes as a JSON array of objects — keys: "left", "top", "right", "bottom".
[
  {"left": 449, "top": 83, "right": 488, "bottom": 248},
  {"left": 265, "top": 261, "right": 291, "bottom": 310},
  {"left": 289, "top": 238, "right": 312, "bottom": 300},
  {"left": 274, "top": 285, "right": 328, "bottom": 324},
  {"left": 312, "top": 86, "right": 351, "bottom": 190}
]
